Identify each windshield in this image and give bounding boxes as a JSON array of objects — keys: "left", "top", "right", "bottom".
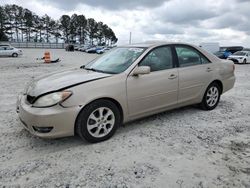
[
  {"left": 84, "top": 47, "right": 146, "bottom": 74},
  {"left": 233, "top": 51, "right": 246, "bottom": 56},
  {"left": 220, "top": 47, "right": 227, "bottom": 51},
  {"left": 214, "top": 51, "right": 224, "bottom": 55}
]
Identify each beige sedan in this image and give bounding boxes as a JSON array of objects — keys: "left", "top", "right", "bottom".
[{"left": 17, "top": 42, "right": 235, "bottom": 143}]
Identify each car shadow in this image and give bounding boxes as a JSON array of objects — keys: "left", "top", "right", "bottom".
[
  {"left": 20, "top": 105, "right": 203, "bottom": 151},
  {"left": 117, "top": 105, "right": 200, "bottom": 135}
]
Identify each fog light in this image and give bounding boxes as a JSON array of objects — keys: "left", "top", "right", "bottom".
[{"left": 33, "top": 126, "right": 53, "bottom": 133}]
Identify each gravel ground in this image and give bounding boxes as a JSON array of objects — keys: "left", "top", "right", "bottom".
[{"left": 0, "top": 49, "right": 249, "bottom": 188}]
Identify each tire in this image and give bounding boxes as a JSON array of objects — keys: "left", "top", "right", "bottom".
[
  {"left": 12, "top": 53, "right": 18, "bottom": 57},
  {"left": 76, "top": 99, "right": 121, "bottom": 143},
  {"left": 243, "top": 59, "right": 247, "bottom": 64},
  {"left": 200, "top": 82, "right": 221, "bottom": 110}
]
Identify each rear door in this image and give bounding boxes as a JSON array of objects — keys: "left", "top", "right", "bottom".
[
  {"left": 126, "top": 45, "right": 178, "bottom": 117},
  {"left": 5, "top": 47, "right": 13, "bottom": 56},
  {"left": 174, "top": 45, "right": 214, "bottom": 104}
]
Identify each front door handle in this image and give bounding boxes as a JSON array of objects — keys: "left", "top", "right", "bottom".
[
  {"left": 168, "top": 74, "right": 177, "bottom": 79},
  {"left": 206, "top": 67, "right": 213, "bottom": 72}
]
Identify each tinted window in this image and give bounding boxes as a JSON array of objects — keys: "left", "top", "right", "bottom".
[
  {"left": 139, "top": 46, "right": 173, "bottom": 72},
  {"left": 176, "top": 46, "right": 209, "bottom": 67}
]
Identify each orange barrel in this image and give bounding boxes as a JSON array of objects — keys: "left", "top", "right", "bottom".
[{"left": 44, "top": 51, "right": 51, "bottom": 63}]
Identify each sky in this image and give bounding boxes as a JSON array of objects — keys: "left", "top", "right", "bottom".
[{"left": 1, "top": 0, "right": 250, "bottom": 47}]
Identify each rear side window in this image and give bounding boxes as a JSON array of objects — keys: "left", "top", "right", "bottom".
[
  {"left": 139, "top": 46, "right": 173, "bottom": 72},
  {"left": 175, "top": 46, "right": 210, "bottom": 67}
]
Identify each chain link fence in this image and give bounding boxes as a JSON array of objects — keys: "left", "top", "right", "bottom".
[{"left": 0, "top": 41, "right": 66, "bottom": 49}]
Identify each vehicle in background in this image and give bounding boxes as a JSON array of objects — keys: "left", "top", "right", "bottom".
[
  {"left": 214, "top": 46, "right": 244, "bottom": 59},
  {"left": 86, "top": 46, "right": 104, "bottom": 53},
  {"left": 96, "top": 47, "right": 111, "bottom": 54},
  {"left": 74, "top": 45, "right": 81, "bottom": 51},
  {"left": 199, "top": 42, "right": 220, "bottom": 54},
  {"left": 214, "top": 51, "right": 232, "bottom": 59},
  {"left": 0, "top": 46, "right": 22, "bottom": 57},
  {"left": 65, "top": 44, "right": 74, "bottom": 51},
  {"left": 227, "top": 51, "right": 250, "bottom": 64},
  {"left": 79, "top": 45, "right": 91, "bottom": 52}
]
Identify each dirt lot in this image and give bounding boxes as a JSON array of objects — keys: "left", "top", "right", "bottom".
[{"left": 0, "top": 49, "right": 249, "bottom": 188}]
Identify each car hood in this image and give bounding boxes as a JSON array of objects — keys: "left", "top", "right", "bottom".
[
  {"left": 26, "top": 68, "right": 111, "bottom": 97},
  {"left": 228, "top": 55, "right": 245, "bottom": 58}
]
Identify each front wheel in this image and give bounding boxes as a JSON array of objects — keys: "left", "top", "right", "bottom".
[
  {"left": 243, "top": 59, "right": 247, "bottom": 64},
  {"left": 200, "top": 83, "right": 221, "bottom": 110},
  {"left": 12, "top": 53, "right": 18, "bottom": 57},
  {"left": 76, "top": 99, "right": 121, "bottom": 143}
]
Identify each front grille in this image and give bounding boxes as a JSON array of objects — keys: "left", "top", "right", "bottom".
[
  {"left": 229, "top": 58, "right": 238, "bottom": 63},
  {"left": 26, "top": 95, "right": 36, "bottom": 104}
]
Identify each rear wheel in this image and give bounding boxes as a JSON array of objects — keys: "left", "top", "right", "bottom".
[
  {"left": 12, "top": 53, "right": 18, "bottom": 57},
  {"left": 76, "top": 99, "right": 121, "bottom": 143},
  {"left": 200, "top": 82, "right": 221, "bottom": 110}
]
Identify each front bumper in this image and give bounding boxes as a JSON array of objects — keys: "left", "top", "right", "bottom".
[
  {"left": 228, "top": 58, "right": 244, "bottom": 64},
  {"left": 16, "top": 94, "right": 81, "bottom": 138}
]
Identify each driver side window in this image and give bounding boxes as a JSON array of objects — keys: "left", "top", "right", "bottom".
[{"left": 139, "top": 46, "right": 173, "bottom": 72}]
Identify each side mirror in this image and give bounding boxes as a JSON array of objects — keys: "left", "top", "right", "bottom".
[{"left": 132, "top": 66, "right": 150, "bottom": 76}]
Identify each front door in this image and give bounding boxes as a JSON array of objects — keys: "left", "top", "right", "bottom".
[{"left": 126, "top": 46, "right": 178, "bottom": 117}]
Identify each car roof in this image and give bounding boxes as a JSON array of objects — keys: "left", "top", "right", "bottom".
[
  {"left": 120, "top": 41, "right": 196, "bottom": 48},
  {"left": 119, "top": 41, "right": 221, "bottom": 63}
]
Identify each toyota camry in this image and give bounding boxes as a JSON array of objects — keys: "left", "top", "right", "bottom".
[{"left": 17, "top": 42, "right": 235, "bottom": 143}]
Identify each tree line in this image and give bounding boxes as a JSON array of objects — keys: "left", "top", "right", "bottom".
[{"left": 0, "top": 4, "right": 118, "bottom": 45}]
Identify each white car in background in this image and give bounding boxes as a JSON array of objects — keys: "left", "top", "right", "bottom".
[
  {"left": 227, "top": 51, "right": 250, "bottom": 64},
  {"left": 96, "top": 47, "right": 111, "bottom": 54},
  {"left": 0, "top": 46, "right": 22, "bottom": 57}
]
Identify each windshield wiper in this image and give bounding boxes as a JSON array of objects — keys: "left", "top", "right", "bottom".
[
  {"left": 84, "top": 67, "right": 106, "bottom": 73},
  {"left": 83, "top": 67, "right": 117, "bottom": 74},
  {"left": 84, "top": 67, "right": 99, "bottom": 72}
]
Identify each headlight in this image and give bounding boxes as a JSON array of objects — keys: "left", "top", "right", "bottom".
[{"left": 32, "top": 91, "right": 72, "bottom": 107}]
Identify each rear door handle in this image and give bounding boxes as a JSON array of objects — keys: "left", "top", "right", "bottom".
[
  {"left": 206, "top": 67, "right": 213, "bottom": 72},
  {"left": 168, "top": 74, "right": 177, "bottom": 79}
]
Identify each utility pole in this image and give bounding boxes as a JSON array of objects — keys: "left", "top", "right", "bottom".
[{"left": 129, "top": 32, "right": 132, "bottom": 44}]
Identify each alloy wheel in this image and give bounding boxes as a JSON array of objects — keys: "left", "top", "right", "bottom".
[
  {"left": 206, "top": 86, "right": 219, "bottom": 107},
  {"left": 87, "top": 107, "right": 115, "bottom": 138}
]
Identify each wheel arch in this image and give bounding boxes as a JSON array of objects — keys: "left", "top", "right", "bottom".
[
  {"left": 12, "top": 52, "right": 18, "bottom": 57},
  {"left": 210, "top": 80, "right": 223, "bottom": 94},
  {"left": 74, "top": 97, "right": 124, "bottom": 134}
]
